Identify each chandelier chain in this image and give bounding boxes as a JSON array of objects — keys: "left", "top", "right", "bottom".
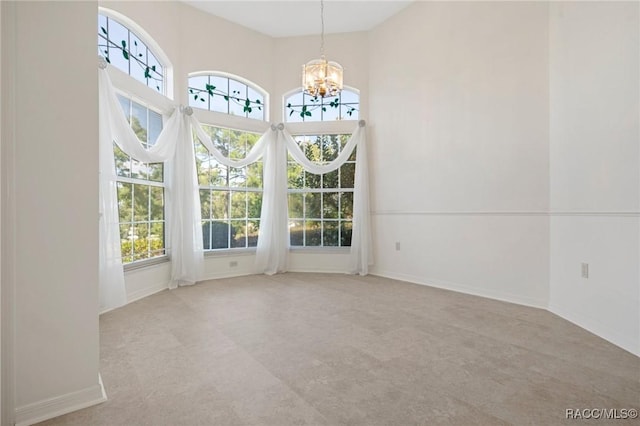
[{"left": 320, "top": 0, "right": 325, "bottom": 59}]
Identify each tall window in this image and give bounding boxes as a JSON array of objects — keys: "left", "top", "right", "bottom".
[
  {"left": 196, "top": 127, "right": 263, "bottom": 250},
  {"left": 115, "top": 97, "right": 165, "bottom": 262},
  {"left": 288, "top": 135, "right": 355, "bottom": 247},
  {"left": 285, "top": 88, "right": 360, "bottom": 248},
  {"left": 190, "top": 73, "right": 267, "bottom": 251},
  {"left": 99, "top": 10, "right": 169, "bottom": 264}
]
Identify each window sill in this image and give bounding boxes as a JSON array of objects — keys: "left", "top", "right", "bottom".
[
  {"left": 123, "top": 255, "right": 170, "bottom": 273},
  {"left": 289, "top": 246, "right": 351, "bottom": 254},
  {"left": 204, "top": 248, "right": 257, "bottom": 257}
]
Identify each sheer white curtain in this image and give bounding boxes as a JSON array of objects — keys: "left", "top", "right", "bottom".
[
  {"left": 100, "top": 59, "right": 373, "bottom": 312},
  {"left": 99, "top": 63, "right": 204, "bottom": 309}
]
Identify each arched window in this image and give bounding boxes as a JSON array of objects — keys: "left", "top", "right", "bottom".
[
  {"left": 99, "top": 9, "right": 172, "bottom": 265},
  {"left": 188, "top": 73, "right": 267, "bottom": 121},
  {"left": 284, "top": 88, "right": 361, "bottom": 247},
  {"left": 98, "top": 12, "right": 166, "bottom": 94},
  {"left": 189, "top": 72, "right": 268, "bottom": 251},
  {"left": 284, "top": 87, "right": 359, "bottom": 123}
]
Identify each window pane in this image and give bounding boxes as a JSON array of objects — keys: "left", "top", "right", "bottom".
[
  {"left": 228, "top": 79, "right": 246, "bottom": 117},
  {"left": 133, "top": 184, "right": 149, "bottom": 222},
  {"left": 229, "top": 167, "right": 246, "bottom": 187},
  {"left": 189, "top": 75, "right": 209, "bottom": 108},
  {"left": 305, "top": 172, "right": 321, "bottom": 189},
  {"left": 231, "top": 191, "right": 247, "bottom": 219},
  {"left": 288, "top": 193, "right": 303, "bottom": 219},
  {"left": 148, "top": 163, "right": 163, "bottom": 182},
  {"left": 305, "top": 221, "right": 321, "bottom": 246},
  {"left": 322, "top": 102, "right": 339, "bottom": 121},
  {"left": 323, "top": 135, "right": 340, "bottom": 161},
  {"left": 323, "top": 193, "right": 339, "bottom": 219},
  {"left": 247, "top": 86, "right": 264, "bottom": 120},
  {"left": 202, "top": 220, "right": 212, "bottom": 250},
  {"left": 340, "top": 192, "right": 353, "bottom": 219},
  {"left": 210, "top": 164, "right": 228, "bottom": 187},
  {"left": 212, "top": 191, "right": 229, "bottom": 219},
  {"left": 248, "top": 220, "right": 259, "bottom": 247},
  {"left": 231, "top": 220, "right": 246, "bottom": 248},
  {"left": 323, "top": 170, "right": 339, "bottom": 189},
  {"left": 133, "top": 223, "right": 150, "bottom": 260},
  {"left": 305, "top": 193, "right": 321, "bottom": 218},
  {"left": 290, "top": 220, "right": 303, "bottom": 246},
  {"left": 340, "top": 221, "right": 353, "bottom": 246},
  {"left": 247, "top": 192, "right": 262, "bottom": 219},
  {"left": 210, "top": 221, "right": 230, "bottom": 249},
  {"left": 120, "top": 224, "right": 134, "bottom": 263},
  {"left": 113, "top": 144, "right": 130, "bottom": 178},
  {"left": 323, "top": 221, "right": 339, "bottom": 246},
  {"left": 229, "top": 130, "right": 246, "bottom": 159},
  {"left": 150, "top": 187, "right": 163, "bottom": 221},
  {"left": 117, "top": 182, "right": 132, "bottom": 224},
  {"left": 288, "top": 163, "right": 304, "bottom": 189},
  {"left": 117, "top": 95, "right": 130, "bottom": 119},
  {"left": 130, "top": 159, "right": 147, "bottom": 180},
  {"left": 150, "top": 222, "right": 164, "bottom": 254},
  {"left": 148, "top": 110, "right": 162, "bottom": 145},
  {"left": 200, "top": 190, "right": 211, "bottom": 219},
  {"left": 209, "top": 76, "right": 228, "bottom": 114},
  {"left": 247, "top": 162, "right": 263, "bottom": 188},
  {"left": 131, "top": 101, "right": 148, "bottom": 143},
  {"left": 340, "top": 163, "right": 355, "bottom": 188}
]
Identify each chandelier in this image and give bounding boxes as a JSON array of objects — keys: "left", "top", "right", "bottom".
[{"left": 302, "top": 0, "right": 343, "bottom": 98}]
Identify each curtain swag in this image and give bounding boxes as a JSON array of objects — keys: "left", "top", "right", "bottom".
[{"left": 98, "top": 61, "right": 372, "bottom": 312}]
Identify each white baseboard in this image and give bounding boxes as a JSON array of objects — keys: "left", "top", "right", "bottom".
[
  {"left": 126, "top": 281, "right": 168, "bottom": 305},
  {"left": 15, "top": 375, "right": 107, "bottom": 426},
  {"left": 371, "top": 269, "right": 548, "bottom": 310},
  {"left": 548, "top": 304, "right": 640, "bottom": 357}
]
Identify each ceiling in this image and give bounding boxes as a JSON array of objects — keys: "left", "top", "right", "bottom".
[{"left": 181, "top": 1, "right": 414, "bottom": 38}]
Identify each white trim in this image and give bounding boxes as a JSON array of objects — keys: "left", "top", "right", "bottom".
[
  {"left": 191, "top": 108, "right": 270, "bottom": 135},
  {"left": 371, "top": 270, "right": 548, "bottom": 310},
  {"left": 372, "top": 210, "right": 639, "bottom": 217},
  {"left": 285, "top": 120, "right": 360, "bottom": 136},
  {"left": 107, "top": 66, "right": 174, "bottom": 115},
  {"left": 14, "top": 376, "right": 106, "bottom": 426},
  {"left": 548, "top": 304, "right": 640, "bottom": 357},
  {"left": 200, "top": 270, "right": 255, "bottom": 281}
]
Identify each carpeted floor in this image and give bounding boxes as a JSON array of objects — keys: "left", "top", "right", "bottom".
[{"left": 39, "top": 273, "right": 639, "bottom": 425}]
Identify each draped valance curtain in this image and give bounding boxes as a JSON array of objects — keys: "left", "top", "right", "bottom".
[{"left": 98, "top": 63, "right": 372, "bottom": 312}]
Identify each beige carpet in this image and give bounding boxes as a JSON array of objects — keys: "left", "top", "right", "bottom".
[{"left": 39, "top": 273, "right": 639, "bottom": 425}]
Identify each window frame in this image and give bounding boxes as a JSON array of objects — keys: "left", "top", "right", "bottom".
[
  {"left": 99, "top": 8, "right": 174, "bottom": 269},
  {"left": 283, "top": 87, "right": 360, "bottom": 251},
  {"left": 189, "top": 72, "right": 270, "bottom": 255},
  {"left": 188, "top": 71, "right": 270, "bottom": 123},
  {"left": 195, "top": 124, "right": 265, "bottom": 253},
  {"left": 99, "top": 7, "right": 174, "bottom": 99}
]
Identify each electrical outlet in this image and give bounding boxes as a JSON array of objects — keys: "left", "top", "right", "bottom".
[
  {"left": 395, "top": 242, "right": 401, "bottom": 251},
  {"left": 230, "top": 260, "right": 238, "bottom": 268},
  {"left": 581, "top": 263, "right": 589, "bottom": 279}
]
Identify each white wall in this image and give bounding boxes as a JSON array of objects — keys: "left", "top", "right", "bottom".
[
  {"left": 549, "top": 1, "right": 640, "bottom": 356},
  {"left": 368, "top": 1, "right": 550, "bottom": 307},
  {"left": 2, "top": 1, "right": 104, "bottom": 424}
]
